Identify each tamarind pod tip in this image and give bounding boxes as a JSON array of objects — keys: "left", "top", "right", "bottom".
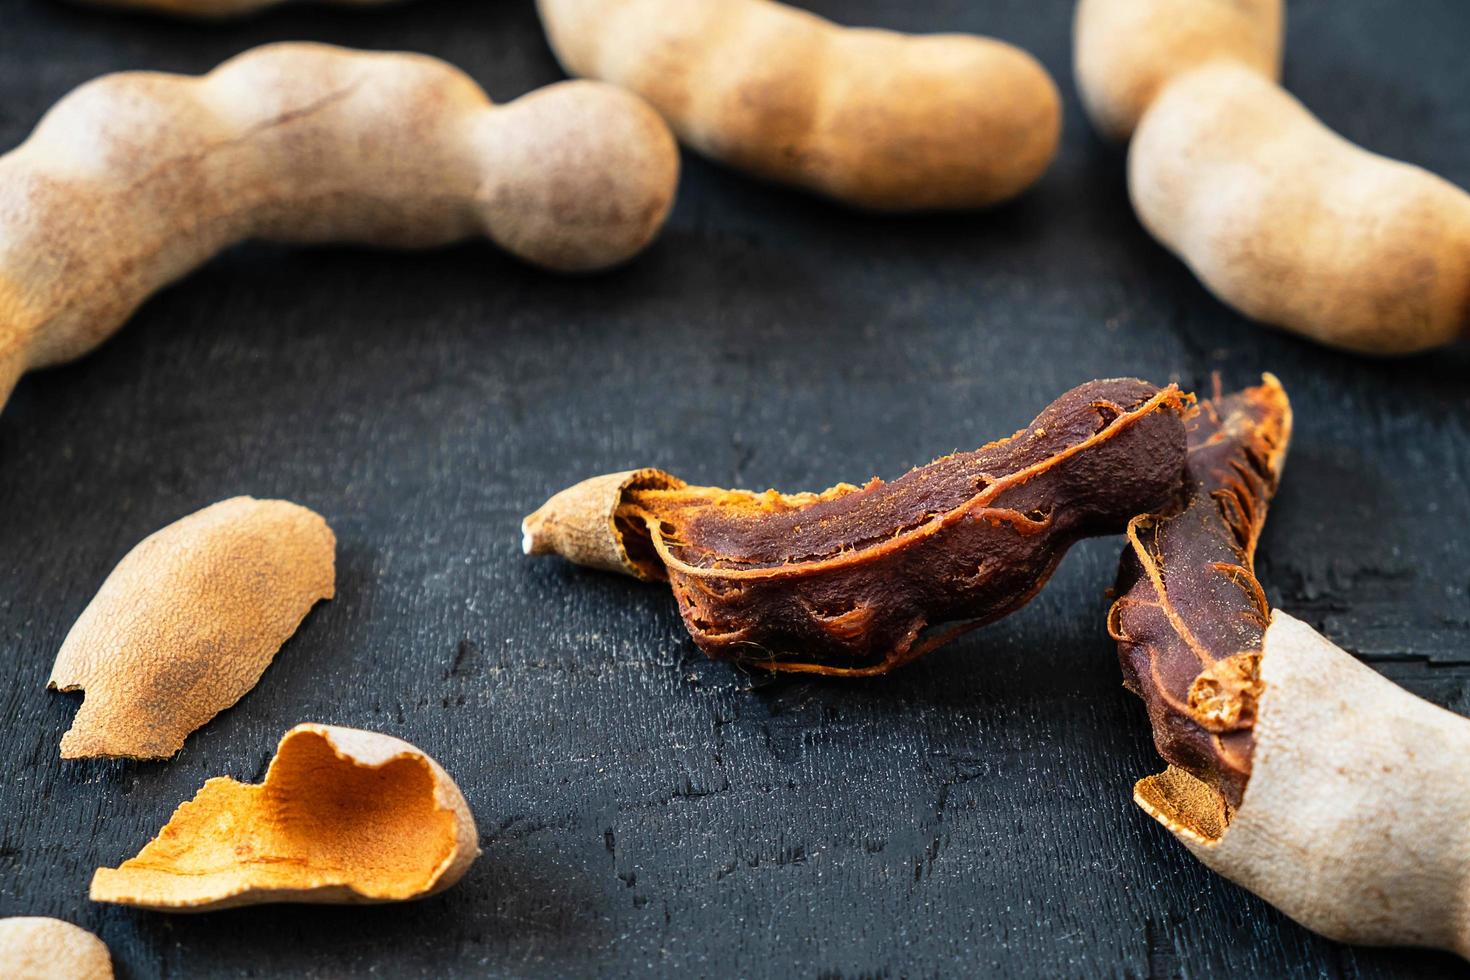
[
  {"left": 522, "top": 468, "right": 682, "bottom": 580},
  {"left": 1073, "top": 0, "right": 1283, "bottom": 141},
  {"left": 477, "top": 80, "right": 680, "bottom": 273}
]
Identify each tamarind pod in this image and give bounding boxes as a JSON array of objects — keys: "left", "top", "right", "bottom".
[
  {"left": 0, "top": 42, "right": 679, "bottom": 413},
  {"left": 1129, "top": 65, "right": 1470, "bottom": 355},
  {"left": 536, "top": 0, "right": 1061, "bottom": 211},
  {"left": 1075, "top": 0, "right": 1470, "bottom": 355},
  {"left": 73, "top": 0, "right": 400, "bottom": 18},
  {"left": 525, "top": 379, "right": 1190, "bottom": 676},
  {"left": 1109, "top": 375, "right": 1291, "bottom": 806},
  {"left": 1138, "top": 613, "right": 1470, "bottom": 957},
  {"left": 1073, "top": 0, "right": 1282, "bottom": 143},
  {"left": 1113, "top": 378, "right": 1470, "bottom": 956}
]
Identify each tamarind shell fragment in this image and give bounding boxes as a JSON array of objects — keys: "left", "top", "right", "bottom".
[
  {"left": 526, "top": 378, "right": 1190, "bottom": 675},
  {"left": 1108, "top": 375, "right": 1292, "bottom": 806}
]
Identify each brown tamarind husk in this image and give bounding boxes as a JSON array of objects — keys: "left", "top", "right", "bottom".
[
  {"left": 90, "top": 724, "right": 479, "bottom": 911},
  {"left": 50, "top": 497, "right": 335, "bottom": 759},
  {"left": 1136, "top": 611, "right": 1470, "bottom": 958},
  {"left": 1074, "top": 0, "right": 1470, "bottom": 354},
  {"left": 537, "top": 0, "right": 1060, "bottom": 211},
  {"left": 0, "top": 42, "right": 679, "bottom": 414}
]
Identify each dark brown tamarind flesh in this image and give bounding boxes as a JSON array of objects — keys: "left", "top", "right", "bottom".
[
  {"left": 1108, "top": 375, "right": 1291, "bottom": 806},
  {"left": 597, "top": 379, "right": 1191, "bottom": 675}
]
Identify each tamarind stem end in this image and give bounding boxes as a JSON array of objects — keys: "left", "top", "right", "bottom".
[{"left": 522, "top": 468, "right": 682, "bottom": 580}]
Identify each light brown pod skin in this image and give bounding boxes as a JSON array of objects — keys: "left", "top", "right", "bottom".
[
  {"left": 0, "top": 918, "right": 112, "bottom": 980},
  {"left": 1138, "top": 612, "right": 1470, "bottom": 958},
  {"left": 1073, "top": 0, "right": 1282, "bottom": 142},
  {"left": 1131, "top": 65, "right": 1470, "bottom": 355},
  {"left": 91, "top": 724, "right": 479, "bottom": 911},
  {"left": 50, "top": 497, "right": 335, "bottom": 759},
  {"left": 0, "top": 42, "right": 679, "bottom": 412},
  {"left": 1074, "top": 0, "right": 1470, "bottom": 354},
  {"left": 537, "top": 0, "right": 1061, "bottom": 211}
]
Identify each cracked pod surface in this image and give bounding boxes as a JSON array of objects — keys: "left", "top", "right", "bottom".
[
  {"left": 91, "top": 724, "right": 479, "bottom": 911},
  {"left": 526, "top": 378, "right": 1190, "bottom": 675}
]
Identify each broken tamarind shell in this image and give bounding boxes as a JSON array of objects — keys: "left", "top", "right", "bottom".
[
  {"left": 91, "top": 724, "right": 479, "bottom": 911},
  {"left": 1112, "top": 376, "right": 1470, "bottom": 957},
  {"left": 0, "top": 918, "right": 112, "bottom": 980},
  {"left": 1140, "top": 614, "right": 1470, "bottom": 957},
  {"left": 50, "top": 497, "right": 335, "bottom": 759},
  {"left": 525, "top": 379, "right": 1191, "bottom": 675}
]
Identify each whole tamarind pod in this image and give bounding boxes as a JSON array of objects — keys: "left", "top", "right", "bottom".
[
  {"left": 1074, "top": 0, "right": 1470, "bottom": 355},
  {"left": 524, "top": 379, "right": 1190, "bottom": 675},
  {"left": 0, "top": 42, "right": 679, "bottom": 413},
  {"left": 74, "top": 0, "right": 400, "bottom": 17},
  {"left": 536, "top": 0, "right": 1062, "bottom": 211},
  {"left": 1112, "top": 377, "right": 1470, "bottom": 958},
  {"left": 1130, "top": 65, "right": 1470, "bottom": 355}
]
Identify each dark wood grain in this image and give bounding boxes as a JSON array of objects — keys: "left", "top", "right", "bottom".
[{"left": 1, "top": 0, "right": 1468, "bottom": 977}]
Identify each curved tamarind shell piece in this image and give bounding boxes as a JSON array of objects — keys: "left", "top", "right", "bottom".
[
  {"left": 1108, "top": 375, "right": 1291, "bottom": 805},
  {"left": 91, "top": 724, "right": 479, "bottom": 911},
  {"left": 537, "top": 0, "right": 1061, "bottom": 211},
  {"left": 50, "top": 497, "right": 335, "bottom": 759},
  {"left": 0, "top": 42, "right": 679, "bottom": 414},
  {"left": 526, "top": 378, "right": 1190, "bottom": 675}
]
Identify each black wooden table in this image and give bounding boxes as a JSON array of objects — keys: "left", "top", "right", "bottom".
[{"left": 2, "top": 1, "right": 1468, "bottom": 976}]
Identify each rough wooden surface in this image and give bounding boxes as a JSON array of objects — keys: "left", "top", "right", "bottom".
[{"left": 1, "top": 1, "right": 1467, "bottom": 977}]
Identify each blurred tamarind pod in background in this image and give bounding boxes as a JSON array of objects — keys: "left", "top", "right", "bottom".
[
  {"left": 538, "top": 0, "right": 1062, "bottom": 211},
  {"left": 1075, "top": 0, "right": 1470, "bottom": 354}
]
